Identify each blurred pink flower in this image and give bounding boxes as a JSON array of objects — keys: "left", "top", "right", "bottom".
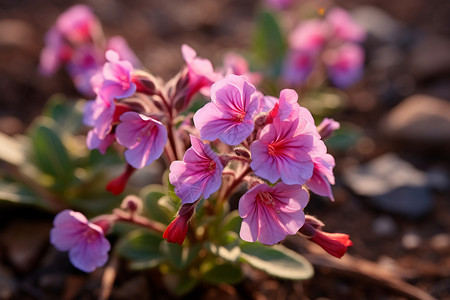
[
  {"left": 223, "top": 52, "right": 262, "bottom": 86},
  {"left": 326, "top": 8, "right": 366, "bottom": 43},
  {"left": 193, "top": 74, "right": 259, "bottom": 145},
  {"left": 325, "top": 43, "right": 364, "bottom": 88},
  {"left": 115, "top": 112, "right": 167, "bottom": 169},
  {"left": 265, "top": 0, "right": 295, "bottom": 10},
  {"left": 169, "top": 135, "right": 223, "bottom": 204},
  {"left": 107, "top": 36, "right": 142, "bottom": 69},
  {"left": 55, "top": 4, "right": 101, "bottom": 45},
  {"left": 281, "top": 50, "right": 315, "bottom": 86},
  {"left": 239, "top": 183, "right": 308, "bottom": 245},
  {"left": 50, "top": 210, "right": 111, "bottom": 272},
  {"left": 289, "top": 20, "right": 329, "bottom": 53}
]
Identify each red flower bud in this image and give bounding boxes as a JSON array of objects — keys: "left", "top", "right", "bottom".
[
  {"left": 106, "top": 164, "right": 135, "bottom": 195},
  {"left": 310, "top": 231, "right": 353, "bottom": 258},
  {"left": 163, "top": 203, "right": 195, "bottom": 245}
]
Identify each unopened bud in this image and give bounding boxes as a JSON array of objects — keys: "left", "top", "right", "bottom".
[
  {"left": 234, "top": 147, "right": 251, "bottom": 159},
  {"left": 120, "top": 195, "right": 143, "bottom": 214},
  {"left": 132, "top": 70, "right": 159, "bottom": 95},
  {"left": 317, "top": 118, "right": 340, "bottom": 140},
  {"left": 254, "top": 113, "right": 268, "bottom": 127}
]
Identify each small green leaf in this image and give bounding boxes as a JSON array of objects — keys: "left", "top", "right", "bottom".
[
  {"left": 240, "top": 242, "right": 314, "bottom": 280},
  {"left": 43, "top": 95, "right": 83, "bottom": 134},
  {"left": 205, "top": 241, "right": 241, "bottom": 263},
  {"left": 251, "top": 10, "right": 286, "bottom": 77},
  {"left": 141, "top": 185, "right": 176, "bottom": 225},
  {"left": 174, "top": 276, "right": 199, "bottom": 296},
  {"left": 220, "top": 210, "right": 242, "bottom": 235},
  {"left": 201, "top": 262, "right": 243, "bottom": 285},
  {"left": 117, "top": 230, "right": 166, "bottom": 270},
  {"left": 29, "top": 118, "right": 75, "bottom": 188},
  {"left": 161, "top": 241, "right": 202, "bottom": 270},
  {"left": 0, "top": 180, "right": 49, "bottom": 209}
]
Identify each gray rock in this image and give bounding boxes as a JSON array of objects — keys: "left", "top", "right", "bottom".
[
  {"left": 344, "top": 153, "right": 433, "bottom": 218},
  {"left": 372, "top": 215, "right": 398, "bottom": 236},
  {"left": 410, "top": 35, "right": 450, "bottom": 80},
  {"left": 352, "top": 6, "right": 404, "bottom": 43},
  {"left": 380, "top": 94, "right": 450, "bottom": 146}
]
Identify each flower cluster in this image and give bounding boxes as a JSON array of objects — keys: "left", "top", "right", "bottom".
[
  {"left": 166, "top": 74, "right": 339, "bottom": 246},
  {"left": 282, "top": 7, "right": 366, "bottom": 88},
  {"left": 39, "top": 5, "right": 141, "bottom": 96},
  {"left": 45, "top": 5, "right": 352, "bottom": 274}
]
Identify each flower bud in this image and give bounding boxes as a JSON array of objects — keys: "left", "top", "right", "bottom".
[
  {"left": 299, "top": 217, "right": 352, "bottom": 258},
  {"left": 132, "top": 70, "right": 159, "bottom": 95},
  {"left": 120, "top": 195, "right": 143, "bottom": 214},
  {"left": 317, "top": 118, "right": 340, "bottom": 140},
  {"left": 234, "top": 147, "right": 251, "bottom": 159},
  {"left": 106, "top": 164, "right": 136, "bottom": 195},
  {"left": 163, "top": 203, "right": 196, "bottom": 245}
]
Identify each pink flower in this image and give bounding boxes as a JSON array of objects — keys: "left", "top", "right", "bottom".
[
  {"left": 107, "top": 36, "right": 142, "bottom": 69},
  {"left": 101, "top": 50, "right": 137, "bottom": 100},
  {"left": 223, "top": 52, "right": 262, "bottom": 86},
  {"left": 55, "top": 5, "right": 101, "bottom": 45},
  {"left": 239, "top": 183, "right": 308, "bottom": 245},
  {"left": 281, "top": 50, "right": 315, "bottom": 86},
  {"left": 326, "top": 8, "right": 366, "bottom": 43},
  {"left": 169, "top": 135, "right": 223, "bottom": 204},
  {"left": 67, "top": 45, "right": 103, "bottom": 96},
  {"left": 317, "top": 118, "right": 340, "bottom": 140},
  {"left": 307, "top": 150, "right": 336, "bottom": 201},
  {"left": 50, "top": 210, "right": 111, "bottom": 272},
  {"left": 289, "top": 20, "right": 328, "bottom": 53},
  {"left": 193, "top": 74, "right": 259, "bottom": 145},
  {"left": 115, "top": 112, "right": 167, "bottom": 169},
  {"left": 325, "top": 43, "right": 364, "bottom": 88},
  {"left": 181, "top": 44, "right": 222, "bottom": 109},
  {"left": 163, "top": 203, "right": 196, "bottom": 245},
  {"left": 265, "top": 0, "right": 294, "bottom": 10},
  {"left": 266, "top": 89, "right": 301, "bottom": 124},
  {"left": 39, "top": 28, "right": 72, "bottom": 76},
  {"left": 250, "top": 113, "right": 320, "bottom": 185}
]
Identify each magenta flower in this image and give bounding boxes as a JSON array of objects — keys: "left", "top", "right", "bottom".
[
  {"left": 55, "top": 4, "right": 101, "bottom": 45},
  {"left": 239, "top": 183, "right": 308, "bottom": 245},
  {"left": 86, "top": 130, "right": 115, "bottom": 154},
  {"left": 307, "top": 150, "right": 336, "bottom": 201},
  {"left": 250, "top": 110, "right": 322, "bottom": 185},
  {"left": 266, "top": 89, "right": 301, "bottom": 124},
  {"left": 67, "top": 45, "right": 103, "bottom": 96},
  {"left": 265, "top": 0, "right": 294, "bottom": 10},
  {"left": 193, "top": 74, "right": 259, "bottom": 145},
  {"left": 115, "top": 112, "right": 167, "bottom": 169},
  {"left": 101, "top": 50, "right": 136, "bottom": 100},
  {"left": 181, "top": 44, "right": 222, "bottom": 109},
  {"left": 50, "top": 210, "right": 111, "bottom": 272},
  {"left": 107, "top": 36, "right": 142, "bottom": 69},
  {"left": 169, "top": 135, "right": 223, "bottom": 204},
  {"left": 326, "top": 8, "right": 366, "bottom": 43},
  {"left": 325, "top": 43, "right": 364, "bottom": 88},
  {"left": 289, "top": 20, "right": 328, "bottom": 53},
  {"left": 281, "top": 50, "right": 315, "bottom": 86},
  {"left": 83, "top": 94, "right": 115, "bottom": 140},
  {"left": 39, "top": 28, "right": 72, "bottom": 76}
]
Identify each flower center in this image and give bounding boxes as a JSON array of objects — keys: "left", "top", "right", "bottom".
[
  {"left": 233, "top": 112, "right": 245, "bottom": 123},
  {"left": 83, "top": 228, "right": 98, "bottom": 244},
  {"left": 257, "top": 192, "right": 274, "bottom": 205},
  {"left": 267, "top": 144, "right": 280, "bottom": 157},
  {"left": 208, "top": 160, "right": 216, "bottom": 171}
]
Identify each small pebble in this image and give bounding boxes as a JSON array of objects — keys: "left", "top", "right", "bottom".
[
  {"left": 372, "top": 215, "right": 397, "bottom": 236},
  {"left": 402, "top": 232, "right": 422, "bottom": 250}
]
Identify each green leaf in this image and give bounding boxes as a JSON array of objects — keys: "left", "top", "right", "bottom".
[
  {"left": 220, "top": 210, "right": 242, "bottom": 235},
  {"left": 174, "top": 276, "right": 199, "bottom": 296},
  {"left": 0, "top": 180, "right": 49, "bottom": 209},
  {"left": 251, "top": 10, "right": 286, "bottom": 77},
  {"left": 201, "top": 262, "right": 243, "bottom": 285},
  {"left": 43, "top": 95, "right": 83, "bottom": 134},
  {"left": 141, "top": 185, "right": 176, "bottom": 225},
  {"left": 240, "top": 242, "right": 314, "bottom": 280},
  {"left": 205, "top": 241, "right": 241, "bottom": 263},
  {"left": 161, "top": 241, "right": 202, "bottom": 270},
  {"left": 117, "top": 230, "right": 166, "bottom": 270},
  {"left": 29, "top": 118, "right": 75, "bottom": 188}
]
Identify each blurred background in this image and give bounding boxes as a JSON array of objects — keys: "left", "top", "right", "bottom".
[{"left": 0, "top": 0, "right": 449, "bottom": 299}]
